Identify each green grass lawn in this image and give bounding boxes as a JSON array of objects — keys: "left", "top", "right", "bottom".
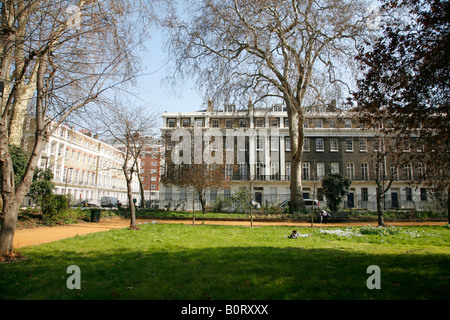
[{"left": 1, "top": 223, "right": 449, "bottom": 300}]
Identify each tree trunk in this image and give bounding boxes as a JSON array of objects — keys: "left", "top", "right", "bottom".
[
  {"left": 199, "top": 192, "right": 206, "bottom": 215},
  {"left": 447, "top": 187, "right": 450, "bottom": 225},
  {"left": 376, "top": 187, "right": 385, "bottom": 227},
  {"left": 126, "top": 181, "right": 137, "bottom": 229},
  {"left": 0, "top": 196, "right": 21, "bottom": 255},
  {"left": 123, "top": 162, "right": 137, "bottom": 229},
  {"left": 0, "top": 123, "right": 44, "bottom": 255},
  {"left": 287, "top": 106, "right": 304, "bottom": 212},
  {"left": 192, "top": 192, "right": 195, "bottom": 225},
  {"left": 138, "top": 172, "right": 145, "bottom": 209}
]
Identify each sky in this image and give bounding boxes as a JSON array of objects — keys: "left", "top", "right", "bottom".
[
  {"left": 128, "top": 0, "right": 383, "bottom": 126},
  {"left": 130, "top": 30, "right": 205, "bottom": 120}
]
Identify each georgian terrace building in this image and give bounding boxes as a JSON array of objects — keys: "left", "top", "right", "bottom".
[
  {"left": 22, "top": 117, "right": 140, "bottom": 206},
  {"left": 160, "top": 100, "right": 433, "bottom": 212}
]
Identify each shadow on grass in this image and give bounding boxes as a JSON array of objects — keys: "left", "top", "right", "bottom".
[{"left": 1, "top": 245, "right": 449, "bottom": 300}]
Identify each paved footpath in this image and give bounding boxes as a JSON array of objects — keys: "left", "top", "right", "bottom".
[{"left": 13, "top": 217, "right": 448, "bottom": 249}]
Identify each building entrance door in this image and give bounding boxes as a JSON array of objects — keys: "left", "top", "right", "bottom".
[
  {"left": 347, "top": 193, "right": 355, "bottom": 208},
  {"left": 391, "top": 191, "right": 399, "bottom": 208}
]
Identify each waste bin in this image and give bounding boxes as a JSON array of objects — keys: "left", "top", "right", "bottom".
[{"left": 91, "top": 209, "right": 101, "bottom": 223}]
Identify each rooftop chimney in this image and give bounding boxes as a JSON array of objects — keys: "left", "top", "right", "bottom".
[{"left": 207, "top": 98, "right": 214, "bottom": 112}]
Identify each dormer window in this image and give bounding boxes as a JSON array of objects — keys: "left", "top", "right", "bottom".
[
  {"left": 224, "top": 104, "right": 235, "bottom": 113},
  {"left": 167, "top": 119, "right": 176, "bottom": 128},
  {"left": 273, "top": 105, "right": 283, "bottom": 112}
]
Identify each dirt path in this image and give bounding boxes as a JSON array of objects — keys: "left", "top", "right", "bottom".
[{"left": 13, "top": 217, "right": 448, "bottom": 249}]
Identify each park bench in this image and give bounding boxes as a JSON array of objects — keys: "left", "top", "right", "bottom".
[{"left": 330, "top": 212, "right": 350, "bottom": 223}]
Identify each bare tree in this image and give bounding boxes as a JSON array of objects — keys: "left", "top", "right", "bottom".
[
  {"left": 162, "top": 163, "right": 231, "bottom": 222},
  {"left": 92, "top": 102, "right": 158, "bottom": 229},
  {"left": 163, "top": 0, "right": 371, "bottom": 212},
  {"left": 0, "top": 0, "right": 159, "bottom": 256}
]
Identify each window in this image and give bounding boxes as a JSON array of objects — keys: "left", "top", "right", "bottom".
[
  {"left": 286, "top": 162, "right": 291, "bottom": 180},
  {"left": 345, "top": 139, "right": 353, "bottom": 152},
  {"left": 224, "top": 188, "right": 231, "bottom": 200},
  {"left": 345, "top": 119, "right": 352, "bottom": 128},
  {"left": 316, "top": 138, "right": 324, "bottom": 152},
  {"left": 405, "top": 164, "right": 413, "bottom": 180},
  {"left": 180, "top": 187, "right": 187, "bottom": 200},
  {"left": 303, "top": 138, "right": 310, "bottom": 151},
  {"left": 224, "top": 104, "right": 234, "bottom": 112},
  {"left": 239, "top": 164, "right": 248, "bottom": 179},
  {"left": 270, "top": 119, "right": 278, "bottom": 127},
  {"left": 168, "top": 119, "right": 176, "bottom": 128},
  {"left": 51, "top": 142, "right": 57, "bottom": 155},
  {"left": 420, "top": 188, "right": 427, "bottom": 201},
  {"left": 271, "top": 162, "right": 279, "bottom": 177},
  {"left": 255, "top": 162, "right": 264, "bottom": 178},
  {"left": 418, "top": 163, "right": 426, "bottom": 179},
  {"left": 151, "top": 161, "right": 157, "bottom": 166},
  {"left": 347, "top": 163, "right": 355, "bottom": 180},
  {"left": 303, "top": 120, "right": 309, "bottom": 128},
  {"left": 359, "top": 139, "right": 367, "bottom": 152},
  {"left": 195, "top": 119, "right": 204, "bottom": 128},
  {"left": 317, "top": 162, "right": 325, "bottom": 180},
  {"left": 390, "top": 165, "right": 398, "bottom": 180},
  {"left": 239, "top": 119, "right": 247, "bottom": 128},
  {"left": 403, "top": 140, "right": 411, "bottom": 152},
  {"left": 273, "top": 105, "right": 283, "bottom": 112},
  {"left": 374, "top": 139, "right": 380, "bottom": 151},
  {"left": 255, "top": 118, "right": 264, "bottom": 127},
  {"left": 284, "top": 118, "right": 289, "bottom": 127},
  {"left": 361, "top": 163, "right": 369, "bottom": 181},
  {"left": 331, "top": 162, "right": 339, "bottom": 174},
  {"left": 225, "top": 164, "right": 233, "bottom": 178},
  {"left": 361, "top": 188, "right": 369, "bottom": 202},
  {"left": 271, "top": 136, "right": 279, "bottom": 151},
  {"left": 212, "top": 119, "right": 219, "bottom": 128},
  {"left": 226, "top": 119, "right": 233, "bottom": 128},
  {"left": 182, "top": 119, "right": 190, "bottom": 127},
  {"left": 210, "top": 188, "right": 217, "bottom": 201},
  {"left": 256, "top": 137, "right": 264, "bottom": 150},
  {"left": 315, "top": 119, "right": 323, "bottom": 128},
  {"left": 302, "top": 162, "right": 310, "bottom": 181},
  {"left": 330, "top": 138, "right": 338, "bottom": 152},
  {"left": 329, "top": 119, "right": 336, "bottom": 128},
  {"left": 405, "top": 188, "right": 412, "bottom": 201},
  {"left": 285, "top": 137, "right": 291, "bottom": 151}
]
